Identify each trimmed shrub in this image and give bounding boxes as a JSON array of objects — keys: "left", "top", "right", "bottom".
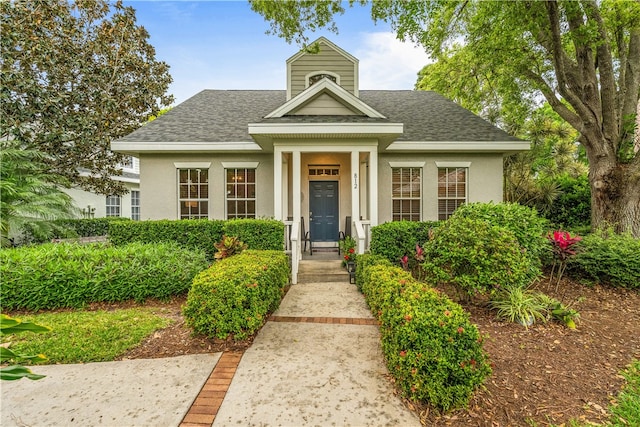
[
  {"left": 451, "top": 202, "right": 548, "bottom": 268},
  {"left": 422, "top": 217, "right": 537, "bottom": 296},
  {"left": 361, "top": 263, "right": 491, "bottom": 412},
  {"left": 355, "top": 253, "right": 392, "bottom": 292},
  {"left": 545, "top": 174, "right": 591, "bottom": 229},
  {"left": 370, "top": 221, "right": 440, "bottom": 265},
  {"left": 108, "top": 219, "right": 225, "bottom": 260},
  {"left": 183, "top": 250, "right": 289, "bottom": 340},
  {"left": 0, "top": 242, "right": 208, "bottom": 311},
  {"left": 19, "top": 217, "right": 130, "bottom": 244},
  {"left": 223, "top": 219, "right": 284, "bottom": 251},
  {"left": 569, "top": 232, "right": 640, "bottom": 289}
]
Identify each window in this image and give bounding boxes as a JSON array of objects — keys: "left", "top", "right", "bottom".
[
  {"left": 105, "top": 195, "right": 121, "bottom": 217},
  {"left": 178, "top": 169, "right": 209, "bottom": 219},
  {"left": 308, "top": 73, "right": 337, "bottom": 86},
  {"left": 226, "top": 168, "right": 256, "bottom": 219},
  {"left": 392, "top": 167, "right": 421, "bottom": 221},
  {"left": 131, "top": 190, "right": 140, "bottom": 220},
  {"left": 438, "top": 167, "right": 467, "bottom": 220}
]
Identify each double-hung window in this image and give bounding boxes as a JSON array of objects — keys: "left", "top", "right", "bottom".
[
  {"left": 105, "top": 195, "right": 121, "bottom": 217},
  {"left": 225, "top": 167, "right": 256, "bottom": 219},
  {"left": 437, "top": 166, "right": 468, "bottom": 220},
  {"left": 131, "top": 190, "right": 140, "bottom": 220},
  {"left": 178, "top": 168, "right": 209, "bottom": 219},
  {"left": 391, "top": 166, "right": 422, "bottom": 221}
]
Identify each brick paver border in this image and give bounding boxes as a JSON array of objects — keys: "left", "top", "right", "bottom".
[{"left": 269, "top": 315, "right": 378, "bottom": 326}]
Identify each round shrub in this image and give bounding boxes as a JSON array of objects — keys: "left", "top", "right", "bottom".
[
  {"left": 451, "top": 202, "right": 548, "bottom": 269},
  {"left": 182, "top": 250, "right": 289, "bottom": 340},
  {"left": 0, "top": 242, "right": 208, "bottom": 311},
  {"left": 422, "top": 217, "right": 537, "bottom": 296},
  {"left": 369, "top": 220, "right": 440, "bottom": 265}
]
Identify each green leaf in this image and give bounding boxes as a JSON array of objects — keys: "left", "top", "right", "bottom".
[{"left": 0, "top": 365, "right": 46, "bottom": 381}]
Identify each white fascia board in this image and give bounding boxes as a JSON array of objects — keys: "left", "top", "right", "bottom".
[
  {"left": 286, "top": 36, "right": 358, "bottom": 65},
  {"left": 249, "top": 122, "right": 403, "bottom": 135},
  {"left": 386, "top": 140, "right": 530, "bottom": 152},
  {"left": 265, "top": 79, "right": 385, "bottom": 118},
  {"left": 111, "top": 141, "right": 263, "bottom": 153}
]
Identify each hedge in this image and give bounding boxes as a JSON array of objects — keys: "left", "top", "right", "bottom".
[
  {"left": 359, "top": 261, "right": 491, "bottom": 412},
  {"left": 369, "top": 220, "right": 440, "bottom": 265},
  {"left": 354, "top": 253, "right": 392, "bottom": 292},
  {"left": 19, "top": 217, "right": 130, "bottom": 244},
  {"left": 182, "top": 250, "right": 290, "bottom": 340},
  {"left": 569, "top": 232, "right": 640, "bottom": 289},
  {"left": 0, "top": 242, "right": 208, "bottom": 311},
  {"left": 108, "top": 219, "right": 284, "bottom": 260}
]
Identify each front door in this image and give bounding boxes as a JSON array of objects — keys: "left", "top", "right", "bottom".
[{"left": 309, "top": 181, "right": 339, "bottom": 242}]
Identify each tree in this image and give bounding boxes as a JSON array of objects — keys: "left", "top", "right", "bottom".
[
  {"left": 1, "top": 0, "right": 173, "bottom": 196},
  {"left": 0, "top": 141, "right": 77, "bottom": 247},
  {"left": 250, "top": 0, "right": 640, "bottom": 236}
]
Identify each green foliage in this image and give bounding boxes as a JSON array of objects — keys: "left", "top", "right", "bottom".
[
  {"left": 222, "top": 219, "right": 284, "bottom": 251},
  {"left": 569, "top": 232, "right": 640, "bottom": 289},
  {"left": 536, "top": 294, "right": 580, "bottom": 329},
  {"left": 489, "top": 287, "right": 548, "bottom": 328},
  {"left": 0, "top": 242, "right": 208, "bottom": 311},
  {"left": 451, "top": 202, "right": 548, "bottom": 267},
  {"left": 214, "top": 235, "right": 248, "bottom": 260},
  {"left": 0, "top": 141, "right": 76, "bottom": 246},
  {"left": 1, "top": 309, "right": 170, "bottom": 364},
  {"left": 1, "top": 0, "right": 173, "bottom": 195},
  {"left": 19, "top": 217, "right": 130, "bottom": 245},
  {"left": 183, "top": 250, "right": 289, "bottom": 340},
  {"left": 369, "top": 220, "right": 440, "bottom": 266},
  {"left": 422, "top": 217, "right": 537, "bottom": 297},
  {"left": 545, "top": 174, "right": 591, "bottom": 229},
  {"left": 360, "top": 263, "right": 491, "bottom": 412},
  {"left": 1, "top": 314, "right": 50, "bottom": 381},
  {"left": 108, "top": 219, "right": 284, "bottom": 260},
  {"left": 354, "top": 253, "right": 392, "bottom": 292},
  {"left": 609, "top": 360, "right": 640, "bottom": 427},
  {"left": 340, "top": 235, "right": 357, "bottom": 266}
]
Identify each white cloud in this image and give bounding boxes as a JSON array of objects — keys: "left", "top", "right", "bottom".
[{"left": 355, "top": 32, "right": 432, "bottom": 90}]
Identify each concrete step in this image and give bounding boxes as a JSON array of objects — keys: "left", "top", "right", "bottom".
[{"left": 297, "top": 260, "right": 349, "bottom": 283}]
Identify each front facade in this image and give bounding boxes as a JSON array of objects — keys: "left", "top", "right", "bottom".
[{"left": 112, "top": 38, "right": 527, "bottom": 281}]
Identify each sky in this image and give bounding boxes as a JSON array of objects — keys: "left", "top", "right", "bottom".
[{"left": 122, "top": 1, "right": 432, "bottom": 105}]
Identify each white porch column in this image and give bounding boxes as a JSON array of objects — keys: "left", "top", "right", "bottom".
[
  {"left": 274, "top": 148, "right": 283, "bottom": 220},
  {"left": 292, "top": 150, "right": 301, "bottom": 222},
  {"left": 351, "top": 150, "right": 360, "bottom": 223},
  {"left": 282, "top": 155, "right": 289, "bottom": 220},
  {"left": 369, "top": 147, "right": 378, "bottom": 226}
]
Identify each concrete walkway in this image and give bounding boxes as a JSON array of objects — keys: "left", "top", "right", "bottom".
[{"left": 1, "top": 274, "right": 420, "bottom": 427}]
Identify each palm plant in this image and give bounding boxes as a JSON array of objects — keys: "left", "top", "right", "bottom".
[{"left": 1, "top": 141, "right": 77, "bottom": 246}]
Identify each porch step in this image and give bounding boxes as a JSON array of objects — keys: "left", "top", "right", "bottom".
[{"left": 297, "top": 260, "right": 350, "bottom": 283}]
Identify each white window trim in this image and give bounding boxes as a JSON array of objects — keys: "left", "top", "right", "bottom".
[
  {"left": 389, "top": 161, "right": 426, "bottom": 168},
  {"left": 221, "top": 162, "right": 259, "bottom": 169},
  {"left": 174, "top": 162, "right": 211, "bottom": 169},
  {"left": 304, "top": 70, "right": 341, "bottom": 88},
  {"left": 435, "top": 161, "right": 472, "bottom": 168}
]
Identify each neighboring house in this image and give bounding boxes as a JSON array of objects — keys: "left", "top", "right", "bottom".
[
  {"left": 63, "top": 156, "right": 141, "bottom": 220},
  {"left": 112, "top": 37, "right": 528, "bottom": 282}
]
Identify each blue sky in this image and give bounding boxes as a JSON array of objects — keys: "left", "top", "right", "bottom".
[{"left": 123, "top": 1, "right": 432, "bottom": 105}]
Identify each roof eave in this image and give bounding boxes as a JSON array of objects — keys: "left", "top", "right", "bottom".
[{"left": 385, "top": 140, "right": 530, "bottom": 154}]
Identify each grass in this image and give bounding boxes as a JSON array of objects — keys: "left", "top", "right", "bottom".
[
  {"left": 1, "top": 308, "right": 172, "bottom": 364},
  {"left": 609, "top": 359, "right": 640, "bottom": 426}
]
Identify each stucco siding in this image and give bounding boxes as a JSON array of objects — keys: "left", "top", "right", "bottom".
[
  {"left": 377, "top": 153, "right": 504, "bottom": 224},
  {"left": 63, "top": 183, "right": 139, "bottom": 219},
  {"left": 140, "top": 154, "right": 274, "bottom": 220}
]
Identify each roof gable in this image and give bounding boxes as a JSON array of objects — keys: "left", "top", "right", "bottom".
[{"left": 266, "top": 78, "right": 384, "bottom": 119}]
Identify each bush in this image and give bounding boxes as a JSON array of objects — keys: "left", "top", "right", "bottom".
[
  {"left": 545, "top": 174, "right": 591, "bottom": 229},
  {"left": 108, "top": 218, "right": 285, "bottom": 260},
  {"left": 19, "top": 217, "right": 130, "bottom": 244},
  {"left": 223, "top": 219, "right": 284, "bottom": 251},
  {"left": 354, "top": 253, "right": 392, "bottom": 292},
  {"left": 569, "top": 232, "right": 640, "bottom": 289},
  {"left": 182, "top": 250, "right": 289, "bottom": 340},
  {"left": 0, "top": 242, "right": 208, "bottom": 311},
  {"left": 422, "top": 217, "right": 537, "bottom": 296},
  {"left": 451, "top": 202, "right": 548, "bottom": 268},
  {"left": 370, "top": 221, "right": 440, "bottom": 266},
  {"left": 361, "top": 263, "right": 491, "bottom": 412}
]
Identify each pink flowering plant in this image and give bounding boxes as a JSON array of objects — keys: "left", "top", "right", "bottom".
[
  {"left": 547, "top": 230, "right": 582, "bottom": 285},
  {"left": 340, "top": 236, "right": 357, "bottom": 266}
]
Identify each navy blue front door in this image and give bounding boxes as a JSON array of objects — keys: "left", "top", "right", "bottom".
[{"left": 309, "top": 181, "right": 339, "bottom": 242}]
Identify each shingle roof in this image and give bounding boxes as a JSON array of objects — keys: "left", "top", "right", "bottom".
[{"left": 117, "top": 89, "right": 520, "bottom": 143}]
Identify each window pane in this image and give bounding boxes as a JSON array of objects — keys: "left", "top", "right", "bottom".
[
  {"left": 437, "top": 167, "right": 468, "bottom": 220},
  {"left": 391, "top": 168, "right": 421, "bottom": 221}
]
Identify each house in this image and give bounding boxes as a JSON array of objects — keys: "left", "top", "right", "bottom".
[
  {"left": 63, "top": 157, "right": 141, "bottom": 220},
  {"left": 112, "top": 37, "right": 528, "bottom": 282}
]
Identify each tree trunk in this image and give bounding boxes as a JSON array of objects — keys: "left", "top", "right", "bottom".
[{"left": 589, "top": 156, "right": 640, "bottom": 237}]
